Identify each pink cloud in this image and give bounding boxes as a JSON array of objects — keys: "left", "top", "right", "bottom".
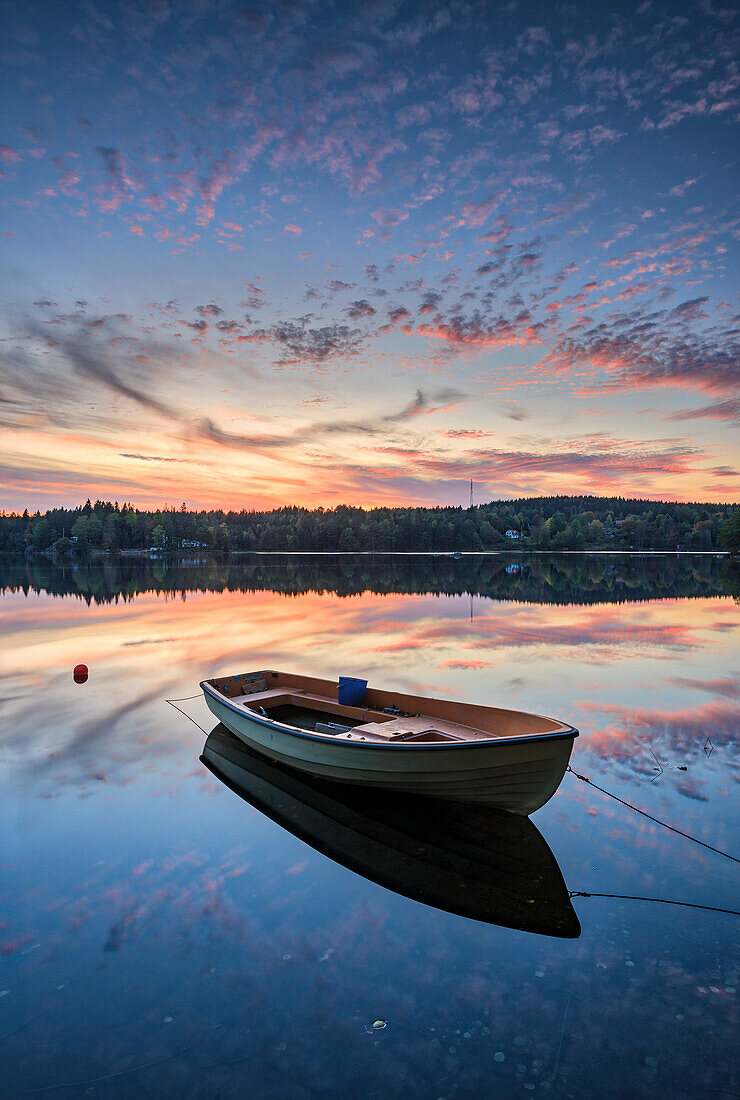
[
  {"left": 443, "top": 659, "right": 497, "bottom": 669},
  {"left": 371, "top": 207, "right": 409, "bottom": 228},
  {"left": 668, "top": 177, "right": 699, "bottom": 198},
  {"left": 195, "top": 154, "right": 241, "bottom": 225},
  {"left": 58, "top": 169, "right": 82, "bottom": 196},
  {"left": 457, "top": 192, "right": 507, "bottom": 228}
]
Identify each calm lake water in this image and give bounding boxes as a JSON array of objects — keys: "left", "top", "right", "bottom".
[{"left": 2, "top": 553, "right": 738, "bottom": 1098}]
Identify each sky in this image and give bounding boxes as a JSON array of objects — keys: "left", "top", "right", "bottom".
[{"left": 0, "top": 0, "right": 738, "bottom": 512}]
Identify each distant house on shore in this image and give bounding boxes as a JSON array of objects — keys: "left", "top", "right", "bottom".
[{"left": 505, "top": 529, "right": 521, "bottom": 539}]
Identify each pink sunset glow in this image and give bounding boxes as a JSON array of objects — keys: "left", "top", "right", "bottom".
[{"left": 0, "top": 1, "right": 737, "bottom": 511}]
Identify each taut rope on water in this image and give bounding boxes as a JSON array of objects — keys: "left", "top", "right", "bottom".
[
  {"left": 569, "top": 892, "right": 739, "bottom": 917},
  {"left": 165, "top": 698, "right": 209, "bottom": 736},
  {"left": 567, "top": 766, "right": 739, "bottom": 864}
]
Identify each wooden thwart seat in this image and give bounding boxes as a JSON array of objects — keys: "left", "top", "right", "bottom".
[
  {"left": 351, "top": 715, "right": 494, "bottom": 743},
  {"left": 232, "top": 688, "right": 296, "bottom": 706}
]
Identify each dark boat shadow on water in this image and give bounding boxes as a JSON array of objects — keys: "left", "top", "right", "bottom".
[{"left": 201, "top": 724, "right": 581, "bottom": 939}]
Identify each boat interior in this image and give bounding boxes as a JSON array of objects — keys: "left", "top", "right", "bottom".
[{"left": 206, "top": 669, "right": 573, "bottom": 744}]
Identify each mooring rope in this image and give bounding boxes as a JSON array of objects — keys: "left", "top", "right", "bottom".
[
  {"left": 165, "top": 698, "right": 209, "bottom": 737},
  {"left": 567, "top": 766, "right": 739, "bottom": 864},
  {"left": 569, "top": 892, "right": 739, "bottom": 917}
]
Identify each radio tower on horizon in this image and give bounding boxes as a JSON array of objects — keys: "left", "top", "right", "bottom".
[{"left": 469, "top": 479, "right": 474, "bottom": 509}]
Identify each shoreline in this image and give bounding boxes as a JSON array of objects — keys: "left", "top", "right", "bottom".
[{"left": 8, "top": 547, "right": 731, "bottom": 560}]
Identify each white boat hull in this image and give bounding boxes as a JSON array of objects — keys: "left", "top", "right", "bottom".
[
  {"left": 201, "top": 725, "right": 581, "bottom": 936},
  {"left": 202, "top": 689, "right": 575, "bottom": 814}
]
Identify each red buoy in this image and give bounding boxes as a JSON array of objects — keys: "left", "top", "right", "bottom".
[{"left": 73, "top": 664, "right": 89, "bottom": 684}]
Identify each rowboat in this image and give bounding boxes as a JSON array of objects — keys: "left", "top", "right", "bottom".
[
  {"left": 201, "top": 724, "right": 581, "bottom": 938},
  {"left": 200, "top": 669, "right": 578, "bottom": 814}
]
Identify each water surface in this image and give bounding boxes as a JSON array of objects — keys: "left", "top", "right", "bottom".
[{"left": 2, "top": 554, "right": 738, "bottom": 1097}]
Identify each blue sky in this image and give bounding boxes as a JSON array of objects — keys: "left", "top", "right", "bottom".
[{"left": 1, "top": 0, "right": 738, "bottom": 510}]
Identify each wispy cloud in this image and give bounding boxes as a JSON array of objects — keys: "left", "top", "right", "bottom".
[
  {"left": 195, "top": 388, "right": 467, "bottom": 452},
  {"left": 665, "top": 398, "right": 740, "bottom": 422},
  {"left": 19, "top": 319, "right": 182, "bottom": 421}
]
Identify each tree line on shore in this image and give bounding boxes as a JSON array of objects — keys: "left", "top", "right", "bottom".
[{"left": 1, "top": 495, "right": 738, "bottom": 555}]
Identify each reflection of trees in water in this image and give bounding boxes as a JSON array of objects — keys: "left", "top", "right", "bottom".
[
  {"left": 719, "top": 561, "right": 740, "bottom": 603},
  {"left": 0, "top": 553, "right": 731, "bottom": 606}
]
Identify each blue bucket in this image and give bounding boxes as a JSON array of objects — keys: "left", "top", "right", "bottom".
[{"left": 338, "top": 676, "right": 367, "bottom": 707}]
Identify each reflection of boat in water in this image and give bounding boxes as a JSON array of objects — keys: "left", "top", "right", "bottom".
[
  {"left": 201, "top": 725, "right": 581, "bottom": 939},
  {"left": 201, "top": 669, "right": 578, "bottom": 813}
]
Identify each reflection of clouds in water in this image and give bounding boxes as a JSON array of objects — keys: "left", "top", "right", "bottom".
[
  {"left": 2, "top": 566, "right": 738, "bottom": 1097},
  {"left": 665, "top": 675, "right": 739, "bottom": 699},
  {"left": 409, "top": 609, "right": 705, "bottom": 652},
  {"left": 5, "top": 836, "right": 737, "bottom": 1099},
  {"left": 61, "top": 683, "right": 170, "bottom": 756},
  {"left": 4, "top": 680, "right": 178, "bottom": 790},
  {"left": 580, "top": 698, "right": 740, "bottom": 771},
  {"left": 672, "top": 776, "right": 710, "bottom": 802},
  {"left": 2, "top": 583, "right": 737, "bottom": 801}
]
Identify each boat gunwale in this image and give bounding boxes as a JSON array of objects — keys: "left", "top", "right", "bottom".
[{"left": 200, "top": 679, "right": 579, "bottom": 750}]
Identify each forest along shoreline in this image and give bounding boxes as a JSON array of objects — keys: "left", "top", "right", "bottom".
[{"left": 3, "top": 494, "right": 739, "bottom": 556}]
